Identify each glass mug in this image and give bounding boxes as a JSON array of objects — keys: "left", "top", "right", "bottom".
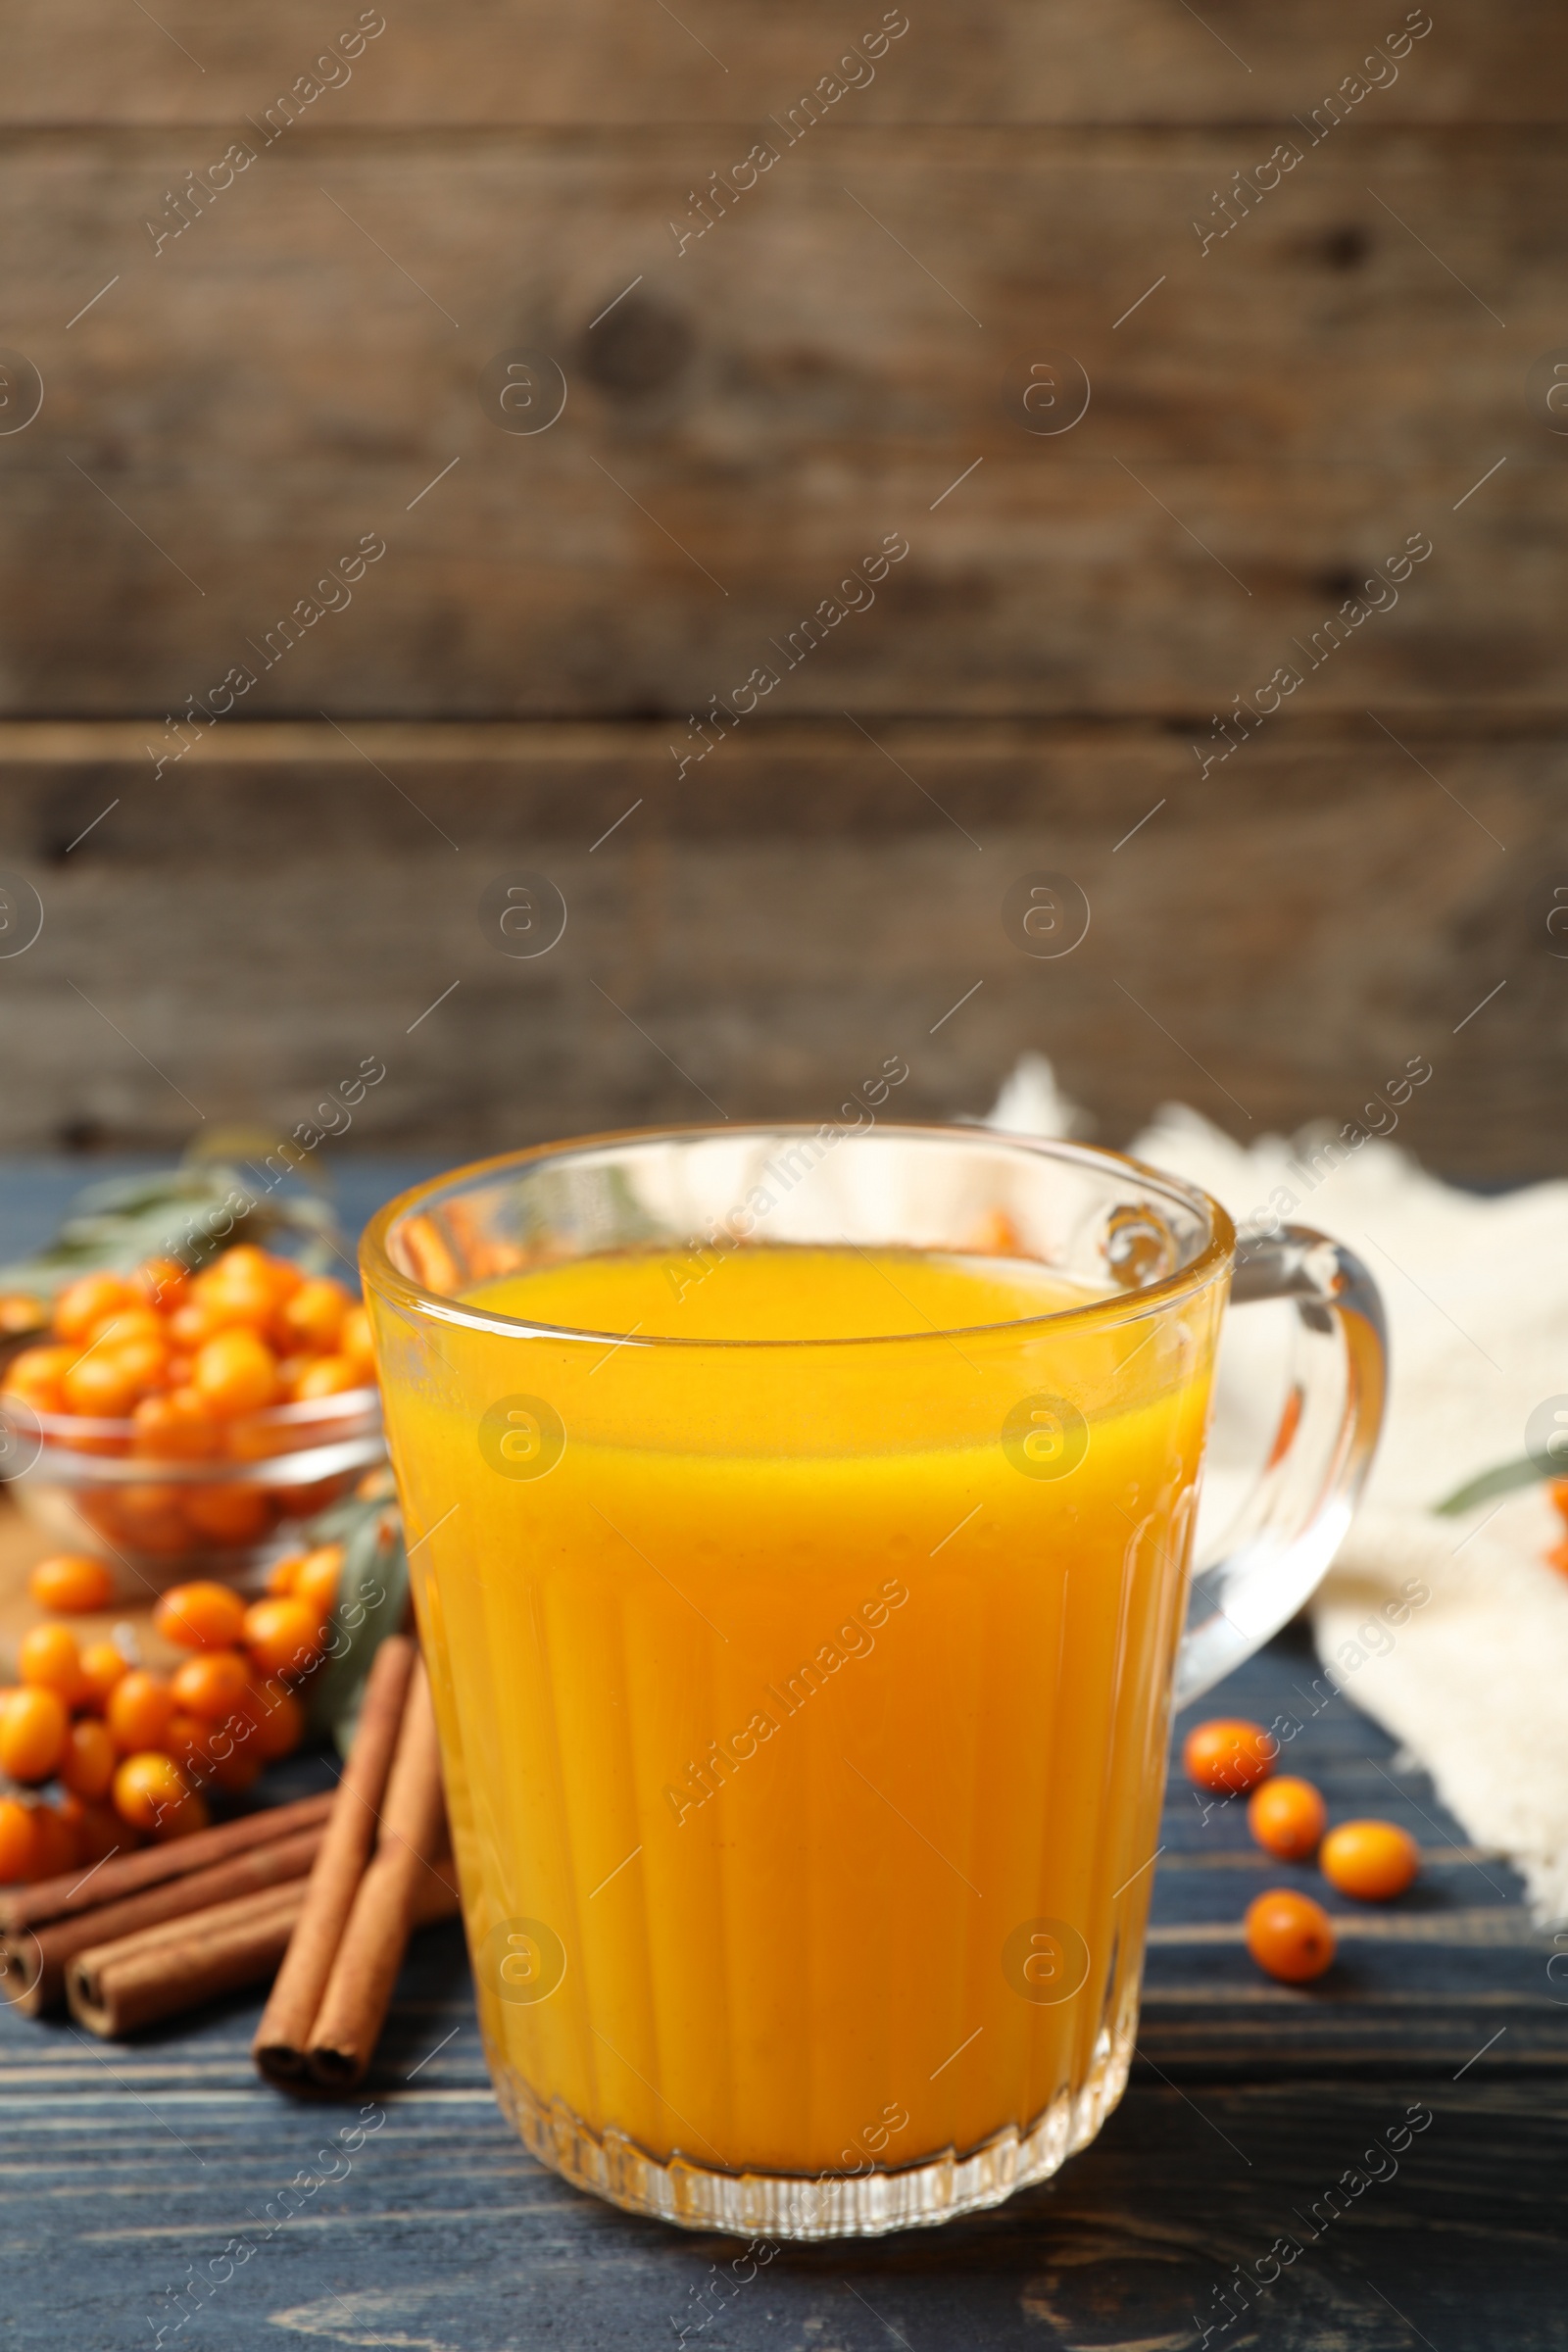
[{"left": 362, "top": 1126, "right": 1385, "bottom": 2239}]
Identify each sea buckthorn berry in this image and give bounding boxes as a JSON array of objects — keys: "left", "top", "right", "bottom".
[
  {"left": 265, "top": 1553, "right": 304, "bottom": 1596},
  {"left": 192, "top": 1329, "right": 279, "bottom": 1417},
  {"left": 84, "top": 1306, "right": 165, "bottom": 1352},
  {"left": 106, "top": 1669, "right": 176, "bottom": 1755},
  {"left": 134, "top": 1256, "right": 189, "bottom": 1310},
  {"left": 172, "top": 1649, "right": 252, "bottom": 1720},
  {"left": 1, "top": 1344, "right": 74, "bottom": 1412},
  {"left": 1319, "top": 1819, "right": 1419, "bottom": 1901},
  {"left": 167, "top": 1710, "right": 219, "bottom": 1780},
  {"left": 340, "top": 1305, "right": 375, "bottom": 1375},
  {"left": 53, "top": 1272, "right": 138, "bottom": 1344},
  {"left": 278, "top": 1277, "right": 350, "bottom": 1354},
  {"left": 293, "top": 1544, "right": 344, "bottom": 1615},
  {"left": 154, "top": 1784, "right": 210, "bottom": 1840},
  {"left": 0, "top": 1796, "right": 37, "bottom": 1882},
  {"left": 182, "top": 1484, "right": 271, "bottom": 1544},
  {"left": 208, "top": 1736, "right": 263, "bottom": 1794},
  {"left": 58, "top": 1793, "right": 122, "bottom": 1867},
  {"left": 27, "top": 1801, "right": 77, "bottom": 1881},
  {"left": 242, "top": 1596, "right": 325, "bottom": 1680},
  {"left": 115, "top": 1482, "right": 193, "bottom": 1554},
  {"left": 112, "top": 1751, "right": 195, "bottom": 1835},
  {"left": 0, "top": 1293, "right": 46, "bottom": 1337},
  {"left": 27, "top": 1552, "right": 115, "bottom": 1613},
  {"left": 18, "top": 1624, "right": 87, "bottom": 1705},
  {"left": 1248, "top": 1777, "right": 1328, "bottom": 1862},
  {"left": 109, "top": 1335, "right": 172, "bottom": 1396},
  {"left": 61, "top": 1349, "right": 143, "bottom": 1419},
  {"left": 248, "top": 1677, "right": 305, "bottom": 1763},
  {"left": 78, "top": 1641, "right": 131, "bottom": 1709},
  {"left": 1183, "top": 1717, "right": 1277, "bottom": 1796},
  {"left": 131, "top": 1391, "right": 222, "bottom": 1461},
  {"left": 168, "top": 1300, "right": 220, "bottom": 1350},
  {"left": 0, "top": 1687, "right": 69, "bottom": 1783},
  {"left": 292, "top": 1353, "right": 360, "bottom": 1401},
  {"left": 154, "top": 1580, "right": 248, "bottom": 1651},
  {"left": 60, "top": 1717, "right": 117, "bottom": 1802},
  {"left": 1245, "top": 1887, "right": 1337, "bottom": 1983}
]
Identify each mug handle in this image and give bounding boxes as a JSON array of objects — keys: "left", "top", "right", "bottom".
[{"left": 1173, "top": 1225, "right": 1389, "bottom": 1712}]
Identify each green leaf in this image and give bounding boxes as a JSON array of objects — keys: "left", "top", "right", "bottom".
[
  {"left": 1433, "top": 1455, "right": 1544, "bottom": 1517},
  {"left": 0, "top": 1159, "right": 346, "bottom": 1298}
]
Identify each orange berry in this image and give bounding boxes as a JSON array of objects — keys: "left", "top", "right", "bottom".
[
  {"left": 106, "top": 1669, "right": 176, "bottom": 1754},
  {"left": 28, "top": 1800, "right": 78, "bottom": 1881},
  {"left": 192, "top": 1328, "right": 279, "bottom": 1416},
  {"left": 111, "top": 1751, "right": 195, "bottom": 1835},
  {"left": 241, "top": 1596, "right": 325, "bottom": 1680},
  {"left": 1319, "top": 1819, "right": 1420, "bottom": 1901},
  {"left": 278, "top": 1277, "right": 350, "bottom": 1354},
  {"left": 340, "top": 1305, "right": 375, "bottom": 1376},
  {"left": 291, "top": 1353, "right": 360, "bottom": 1401},
  {"left": 248, "top": 1677, "right": 305, "bottom": 1763},
  {"left": 1248, "top": 1776, "right": 1328, "bottom": 1862},
  {"left": 166, "top": 1709, "right": 218, "bottom": 1779},
  {"left": 265, "top": 1553, "right": 304, "bottom": 1595},
  {"left": 53, "top": 1272, "right": 137, "bottom": 1344},
  {"left": 0, "top": 1796, "right": 37, "bottom": 1882},
  {"left": 181, "top": 1483, "right": 272, "bottom": 1544},
  {"left": 168, "top": 1299, "right": 221, "bottom": 1350},
  {"left": 1183, "top": 1717, "right": 1277, "bottom": 1796},
  {"left": 59, "top": 1716, "right": 117, "bottom": 1802},
  {"left": 110, "top": 1333, "right": 172, "bottom": 1396},
  {"left": 84, "top": 1306, "right": 166, "bottom": 1352},
  {"left": 18, "top": 1624, "right": 87, "bottom": 1706},
  {"left": 0, "top": 1687, "right": 69, "bottom": 1783},
  {"left": 59, "top": 1792, "right": 122, "bottom": 1867},
  {"left": 1, "top": 1344, "right": 74, "bottom": 1413},
  {"left": 78, "top": 1640, "right": 131, "bottom": 1709},
  {"left": 172, "top": 1648, "right": 252, "bottom": 1720},
  {"left": 134, "top": 1255, "right": 189, "bottom": 1311},
  {"left": 116, "top": 1482, "right": 195, "bottom": 1555},
  {"left": 27, "top": 1552, "right": 115, "bottom": 1613},
  {"left": 0, "top": 1292, "right": 46, "bottom": 1337},
  {"left": 206, "top": 1725, "right": 263, "bottom": 1793},
  {"left": 61, "top": 1348, "right": 143, "bottom": 1419},
  {"left": 1245, "top": 1887, "right": 1337, "bottom": 1983},
  {"left": 154, "top": 1580, "right": 248, "bottom": 1651},
  {"left": 131, "top": 1390, "right": 222, "bottom": 1460},
  {"left": 293, "top": 1544, "right": 344, "bottom": 1615}
]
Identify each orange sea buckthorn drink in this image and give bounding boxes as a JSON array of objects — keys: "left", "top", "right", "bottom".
[{"left": 364, "top": 1127, "right": 1385, "bottom": 2237}]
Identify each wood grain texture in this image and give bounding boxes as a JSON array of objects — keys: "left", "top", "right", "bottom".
[
  {"left": 0, "top": 131, "right": 1557, "bottom": 719},
  {"left": 0, "top": 721, "right": 1556, "bottom": 1176},
  {"left": 0, "top": 1617, "right": 1559, "bottom": 2350},
  {"left": 5, "top": 0, "right": 1563, "bottom": 126}
]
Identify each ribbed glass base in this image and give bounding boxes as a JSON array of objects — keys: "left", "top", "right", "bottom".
[{"left": 487, "top": 2018, "right": 1134, "bottom": 2240}]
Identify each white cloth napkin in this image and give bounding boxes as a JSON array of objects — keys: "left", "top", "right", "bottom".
[{"left": 987, "top": 1055, "right": 1568, "bottom": 1922}]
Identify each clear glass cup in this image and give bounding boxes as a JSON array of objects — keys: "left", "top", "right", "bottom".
[{"left": 362, "top": 1125, "right": 1385, "bottom": 2240}]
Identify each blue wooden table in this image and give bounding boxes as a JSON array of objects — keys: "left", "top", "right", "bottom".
[{"left": 1, "top": 1164, "right": 1562, "bottom": 2348}]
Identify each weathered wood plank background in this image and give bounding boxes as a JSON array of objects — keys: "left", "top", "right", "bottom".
[{"left": 0, "top": 1, "right": 1560, "bottom": 1173}]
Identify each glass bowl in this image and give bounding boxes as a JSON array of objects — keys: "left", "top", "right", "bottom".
[{"left": 2, "top": 1386, "right": 385, "bottom": 1597}]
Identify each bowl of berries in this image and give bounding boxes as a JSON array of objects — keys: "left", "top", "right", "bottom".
[{"left": 0, "top": 1245, "right": 384, "bottom": 1594}]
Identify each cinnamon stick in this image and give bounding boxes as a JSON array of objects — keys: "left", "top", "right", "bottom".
[
  {"left": 252, "top": 1632, "right": 417, "bottom": 2082},
  {"left": 0, "top": 1789, "right": 335, "bottom": 1936},
  {"left": 0, "top": 1824, "right": 324, "bottom": 2017},
  {"left": 306, "top": 1659, "right": 448, "bottom": 2086},
  {"left": 68, "top": 1859, "right": 459, "bottom": 2039},
  {"left": 70, "top": 1881, "right": 309, "bottom": 2036}
]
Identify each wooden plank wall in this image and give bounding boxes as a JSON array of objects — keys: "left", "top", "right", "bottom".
[{"left": 0, "top": 3, "right": 1562, "bottom": 1176}]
